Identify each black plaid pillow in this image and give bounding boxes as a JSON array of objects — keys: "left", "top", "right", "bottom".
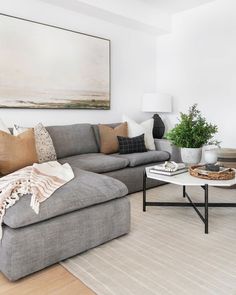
[{"left": 117, "top": 134, "right": 147, "bottom": 154}]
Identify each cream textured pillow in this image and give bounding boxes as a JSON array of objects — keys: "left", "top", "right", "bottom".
[
  {"left": 0, "top": 129, "right": 38, "bottom": 175},
  {"left": 34, "top": 123, "right": 57, "bottom": 163},
  {"left": 0, "top": 118, "right": 10, "bottom": 134},
  {"left": 122, "top": 115, "right": 155, "bottom": 150}
]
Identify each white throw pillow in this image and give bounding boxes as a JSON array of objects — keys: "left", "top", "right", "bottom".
[
  {"left": 0, "top": 118, "right": 10, "bottom": 134},
  {"left": 13, "top": 124, "right": 29, "bottom": 136},
  {"left": 140, "top": 118, "right": 155, "bottom": 151},
  {"left": 122, "top": 115, "right": 155, "bottom": 150}
]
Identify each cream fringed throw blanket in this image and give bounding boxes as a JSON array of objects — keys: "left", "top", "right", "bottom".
[{"left": 0, "top": 161, "right": 74, "bottom": 240}]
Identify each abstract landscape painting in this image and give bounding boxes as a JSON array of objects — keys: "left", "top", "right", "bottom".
[{"left": 0, "top": 14, "right": 110, "bottom": 109}]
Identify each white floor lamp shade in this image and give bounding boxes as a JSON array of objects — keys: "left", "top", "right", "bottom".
[
  {"left": 142, "top": 93, "right": 172, "bottom": 138},
  {"left": 142, "top": 93, "right": 172, "bottom": 113}
]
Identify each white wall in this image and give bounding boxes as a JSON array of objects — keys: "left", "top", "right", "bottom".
[
  {"left": 0, "top": 0, "right": 156, "bottom": 127},
  {"left": 156, "top": 0, "right": 236, "bottom": 148}
]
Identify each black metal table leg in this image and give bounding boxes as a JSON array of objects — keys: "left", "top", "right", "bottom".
[
  {"left": 183, "top": 185, "right": 186, "bottom": 198},
  {"left": 205, "top": 184, "right": 209, "bottom": 234},
  {"left": 143, "top": 169, "right": 146, "bottom": 212},
  {"left": 143, "top": 174, "right": 236, "bottom": 233}
]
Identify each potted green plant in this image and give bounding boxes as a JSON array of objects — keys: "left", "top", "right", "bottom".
[{"left": 166, "top": 104, "right": 219, "bottom": 164}]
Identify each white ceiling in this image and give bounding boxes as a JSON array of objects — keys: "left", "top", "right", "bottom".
[
  {"left": 40, "top": 0, "right": 216, "bottom": 35},
  {"left": 138, "top": 0, "right": 215, "bottom": 13}
]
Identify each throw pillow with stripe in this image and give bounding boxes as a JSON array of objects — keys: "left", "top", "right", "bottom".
[{"left": 117, "top": 134, "right": 147, "bottom": 154}]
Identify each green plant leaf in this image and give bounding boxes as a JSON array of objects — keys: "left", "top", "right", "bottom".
[{"left": 166, "top": 104, "right": 219, "bottom": 148}]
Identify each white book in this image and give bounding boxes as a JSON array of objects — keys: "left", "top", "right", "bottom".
[
  {"left": 153, "top": 162, "right": 186, "bottom": 172},
  {"left": 149, "top": 168, "right": 188, "bottom": 176}
]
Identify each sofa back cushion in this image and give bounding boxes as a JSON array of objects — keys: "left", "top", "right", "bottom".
[{"left": 46, "top": 124, "right": 98, "bottom": 158}]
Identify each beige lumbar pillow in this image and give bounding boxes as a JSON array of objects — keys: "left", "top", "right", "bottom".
[
  {"left": 0, "top": 129, "right": 38, "bottom": 175},
  {"left": 98, "top": 122, "right": 128, "bottom": 154}
]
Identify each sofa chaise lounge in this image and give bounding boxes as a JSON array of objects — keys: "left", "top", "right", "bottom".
[{"left": 0, "top": 123, "right": 170, "bottom": 280}]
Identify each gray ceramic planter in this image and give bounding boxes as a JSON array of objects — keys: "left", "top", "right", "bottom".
[{"left": 181, "top": 147, "right": 202, "bottom": 164}]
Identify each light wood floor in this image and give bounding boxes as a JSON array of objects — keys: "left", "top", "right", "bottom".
[{"left": 0, "top": 264, "right": 95, "bottom": 295}]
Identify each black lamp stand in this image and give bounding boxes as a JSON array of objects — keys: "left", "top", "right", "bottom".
[{"left": 152, "top": 113, "right": 165, "bottom": 139}]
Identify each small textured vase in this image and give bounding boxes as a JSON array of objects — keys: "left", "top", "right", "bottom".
[
  {"left": 204, "top": 149, "right": 218, "bottom": 164},
  {"left": 181, "top": 147, "right": 202, "bottom": 164}
]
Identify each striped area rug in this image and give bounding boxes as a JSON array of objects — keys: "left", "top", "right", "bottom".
[{"left": 61, "top": 184, "right": 236, "bottom": 295}]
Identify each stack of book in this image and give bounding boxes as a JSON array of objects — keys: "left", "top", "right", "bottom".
[{"left": 149, "top": 162, "right": 188, "bottom": 176}]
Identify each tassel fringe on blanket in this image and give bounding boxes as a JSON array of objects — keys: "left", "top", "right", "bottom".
[{"left": 0, "top": 161, "right": 74, "bottom": 240}]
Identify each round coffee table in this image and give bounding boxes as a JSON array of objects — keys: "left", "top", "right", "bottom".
[{"left": 143, "top": 166, "right": 236, "bottom": 234}]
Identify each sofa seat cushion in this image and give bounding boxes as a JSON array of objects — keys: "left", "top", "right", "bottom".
[
  {"left": 3, "top": 167, "right": 128, "bottom": 229},
  {"left": 113, "top": 150, "right": 170, "bottom": 167},
  {"left": 59, "top": 153, "right": 129, "bottom": 173}
]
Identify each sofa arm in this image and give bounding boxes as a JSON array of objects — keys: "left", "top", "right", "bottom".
[
  {"left": 154, "top": 139, "right": 182, "bottom": 162},
  {"left": 154, "top": 139, "right": 171, "bottom": 153}
]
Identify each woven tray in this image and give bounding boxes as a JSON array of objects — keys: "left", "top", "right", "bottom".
[{"left": 189, "top": 165, "right": 235, "bottom": 180}]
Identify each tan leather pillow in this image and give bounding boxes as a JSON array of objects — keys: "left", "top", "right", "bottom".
[
  {"left": 0, "top": 129, "right": 38, "bottom": 175},
  {"left": 98, "top": 122, "right": 128, "bottom": 154}
]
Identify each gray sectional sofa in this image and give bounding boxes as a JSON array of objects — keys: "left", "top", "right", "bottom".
[{"left": 0, "top": 123, "right": 170, "bottom": 281}]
